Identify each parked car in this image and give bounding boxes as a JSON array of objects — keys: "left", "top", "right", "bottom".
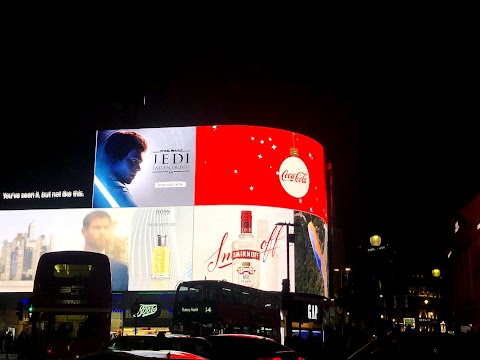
[
  {"left": 161, "top": 334, "right": 215, "bottom": 359},
  {"left": 79, "top": 349, "right": 209, "bottom": 359},
  {"left": 347, "top": 331, "right": 478, "bottom": 360},
  {"left": 103, "top": 335, "right": 160, "bottom": 351},
  {"left": 205, "top": 334, "right": 304, "bottom": 360},
  {"left": 101, "top": 334, "right": 215, "bottom": 359}
]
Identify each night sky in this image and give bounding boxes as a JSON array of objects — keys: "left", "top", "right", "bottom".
[{"left": 2, "top": 30, "right": 478, "bottom": 275}]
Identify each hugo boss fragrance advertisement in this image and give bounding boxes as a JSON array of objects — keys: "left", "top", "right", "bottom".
[{"left": 152, "top": 234, "right": 170, "bottom": 279}]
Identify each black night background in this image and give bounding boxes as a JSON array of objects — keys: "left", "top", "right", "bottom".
[{"left": 2, "top": 23, "right": 478, "bottom": 279}]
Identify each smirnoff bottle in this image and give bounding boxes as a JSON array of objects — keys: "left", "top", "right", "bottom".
[{"left": 232, "top": 210, "right": 260, "bottom": 288}]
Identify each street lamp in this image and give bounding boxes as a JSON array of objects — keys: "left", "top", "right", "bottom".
[
  {"left": 333, "top": 267, "right": 352, "bottom": 334},
  {"left": 275, "top": 222, "right": 300, "bottom": 284},
  {"left": 432, "top": 268, "right": 441, "bottom": 332},
  {"left": 334, "top": 267, "right": 351, "bottom": 289},
  {"left": 369, "top": 235, "right": 383, "bottom": 334},
  {"left": 275, "top": 221, "right": 300, "bottom": 344},
  {"left": 131, "top": 297, "right": 140, "bottom": 335},
  {"left": 370, "top": 235, "right": 382, "bottom": 247},
  {"left": 344, "top": 267, "right": 351, "bottom": 287}
]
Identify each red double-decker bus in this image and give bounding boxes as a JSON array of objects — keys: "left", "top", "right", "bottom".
[
  {"left": 171, "top": 280, "right": 282, "bottom": 340},
  {"left": 30, "top": 251, "right": 112, "bottom": 360}
]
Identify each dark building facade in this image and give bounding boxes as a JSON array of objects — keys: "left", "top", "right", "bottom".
[{"left": 448, "top": 193, "right": 480, "bottom": 332}]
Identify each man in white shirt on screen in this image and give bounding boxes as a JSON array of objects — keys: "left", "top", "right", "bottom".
[{"left": 82, "top": 210, "right": 129, "bottom": 291}]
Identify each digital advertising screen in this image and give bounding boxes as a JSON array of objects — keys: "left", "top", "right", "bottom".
[
  {"left": 0, "top": 125, "right": 329, "bottom": 297},
  {"left": 93, "top": 127, "right": 196, "bottom": 208}
]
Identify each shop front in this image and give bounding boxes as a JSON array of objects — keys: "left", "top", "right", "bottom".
[
  {"left": 111, "top": 291, "right": 175, "bottom": 335},
  {"left": 289, "top": 293, "right": 326, "bottom": 340}
]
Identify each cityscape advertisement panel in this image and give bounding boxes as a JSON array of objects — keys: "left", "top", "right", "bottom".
[{"left": 0, "top": 125, "right": 328, "bottom": 296}]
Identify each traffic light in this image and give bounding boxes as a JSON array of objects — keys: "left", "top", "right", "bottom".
[
  {"left": 28, "top": 297, "right": 33, "bottom": 312},
  {"left": 16, "top": 302, "right": 24, "bottom": 320},
  {"left": 281, "top": 279, "right": 291, "bottom": 310},
  {"left": 28, "top": 298, "right": 33, "bottom": 319}
]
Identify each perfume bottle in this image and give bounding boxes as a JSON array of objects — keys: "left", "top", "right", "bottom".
[
  {"left": 152, "top": 235, "right": 170, "bottom": 278},
  {"left": 232, "top": 210, "right": 260, "bottom": 288}
]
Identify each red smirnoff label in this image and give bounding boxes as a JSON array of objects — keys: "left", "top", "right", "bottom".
[{"left": 232, "top": 249, "right": 260, "bottom": 260}]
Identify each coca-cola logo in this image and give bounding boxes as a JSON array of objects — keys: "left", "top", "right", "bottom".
[
  {"left": 281, "top": 170, "right": 308, "bottom": 183},
  {"left": 278, "top": 156, "right": 310, "bottom": 198}
]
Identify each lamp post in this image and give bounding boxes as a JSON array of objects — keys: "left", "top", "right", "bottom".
[
  {"left": 345, "top": 267, "right": 351, "bottom": 287},
  {"left": 334, "top": 268, "right": 343, "bottom": 289},
  {"left": 275, "top": 221, "right": 300, "bottom": 345},
  {"left": 334, "top": 267, "right": 351, "bottom": 289},
  {"left": 432, "top": 268, "right": 441, "bottom": 332},
  {"left": 369, "top": 235, "right": 382, "bottom": 334},
  {"left": 333, "top": 267, "right": 351, "bottom": 334},
  {"left": 131, "top": 297, "right": 140, "bottom": 335},
  {"left": 369, "top": 235, "right": 382, "bottom": 283}
]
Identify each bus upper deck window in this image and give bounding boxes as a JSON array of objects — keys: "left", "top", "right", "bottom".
[{"left": 53, "top": 264, "right": 94, "bottom": 278}]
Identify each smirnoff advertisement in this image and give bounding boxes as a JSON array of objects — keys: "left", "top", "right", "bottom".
[
  {"left": 192, "top": 206, "right": 328, "bottom": 296},
  {"left": 0, "top": 125, "right": 329, "bottom": 297},
  {"left": 193, "top": 205, "right": 294, "bottom": 292}
]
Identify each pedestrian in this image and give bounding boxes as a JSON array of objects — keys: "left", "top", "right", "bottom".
[
  {"left": 16, "top": 331, "right": 28, "bottom": 359},
  {"left": 4, "top": 330, "right": 14, "bottom": 359},
  {"left": 156, "top": 331, "right": 166, "bottom": 348}
]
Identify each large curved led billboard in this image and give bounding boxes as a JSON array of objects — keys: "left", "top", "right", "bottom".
[{"left": 0, "top": 125, "right": 329, "bottom": 297}]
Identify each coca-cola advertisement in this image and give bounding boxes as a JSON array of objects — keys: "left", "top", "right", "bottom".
[{"left": 195, "top": 125, "right": 328, "bottom": 221}]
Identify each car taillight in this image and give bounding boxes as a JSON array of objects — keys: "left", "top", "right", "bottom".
[{"left": 47, "top": 347, "right": 53, "bottom": 354}]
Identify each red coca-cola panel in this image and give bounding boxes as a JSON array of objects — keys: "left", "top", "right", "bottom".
[{"left": 195, "top": 125, "right": 328, "bottom": 221}]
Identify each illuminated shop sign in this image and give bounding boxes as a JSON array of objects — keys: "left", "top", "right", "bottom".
[
  {"left": 404, "top": 318, "right": 415, "bottom": 328},
  {"left": 418, "top": 318, "right": 431, "bottom": 323},
  {"left": 307, "top": 304, "right": 319, "bottom": 320},
  {"left": 132, "top": 304, "right": 158, "bottom": 318},
  {"left": 180, "top": 306, "right": 213, "bottom": 314}
]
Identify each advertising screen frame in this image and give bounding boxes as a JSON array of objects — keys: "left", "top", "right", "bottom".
[{"left": 0, "top": 125, "right": 329, "bottom": 297}]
